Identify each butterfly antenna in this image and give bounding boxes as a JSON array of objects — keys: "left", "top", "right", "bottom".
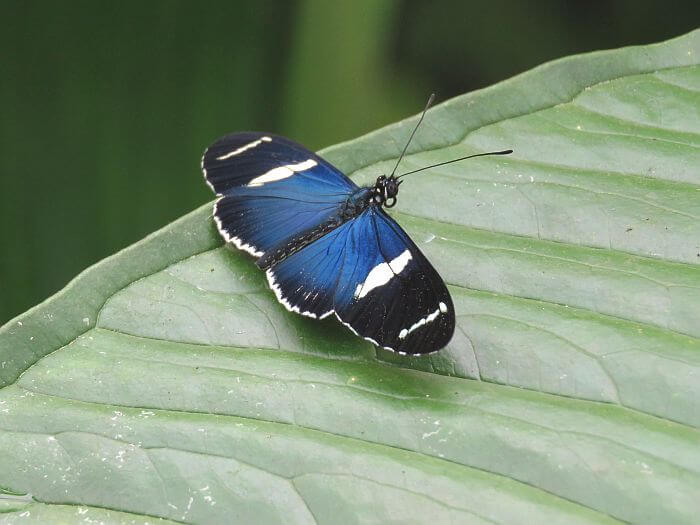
[
  {"left": 397, "top": 149, "right": 513, "bottom": 179},
  {"left": 389, "top": 93, "right": 436, "bottom": 178}
]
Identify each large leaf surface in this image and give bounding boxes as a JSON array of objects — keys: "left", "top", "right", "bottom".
[{"left": 1, "top": 31, "right": 699, "bottom": 524}]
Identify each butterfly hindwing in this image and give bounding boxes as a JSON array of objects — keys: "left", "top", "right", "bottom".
[
  {"left": 266, "top": 206, "right": 454, "bottom": 355},
  {"left": 203, "top": 133, "right": 357, "bottom": 258}
]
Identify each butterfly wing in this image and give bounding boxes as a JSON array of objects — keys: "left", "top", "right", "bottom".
[
  {"left": 266, "top": 206, "right": 455, "bottom": 355},
  {"left": 202, "top": 132, "right": 357, "bottom": 258}
]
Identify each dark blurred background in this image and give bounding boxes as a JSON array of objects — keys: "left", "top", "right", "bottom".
[{"left": 2, "top": 1, "right": 698, "bottom": 323}]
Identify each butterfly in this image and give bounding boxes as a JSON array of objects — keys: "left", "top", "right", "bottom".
[{"left": 201, "top": 96, "right": 511, "bottom": 355}]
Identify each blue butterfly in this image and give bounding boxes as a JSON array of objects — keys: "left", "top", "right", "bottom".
[{"left": 201, "top": 98, "right": 511, "bottom": 355}]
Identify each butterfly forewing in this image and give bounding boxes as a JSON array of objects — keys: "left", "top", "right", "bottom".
[{"left": 202, "top": 132, "right": 356, "bottom": 195}]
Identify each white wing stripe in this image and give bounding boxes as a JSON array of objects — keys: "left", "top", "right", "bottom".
[
  {"left": 398, "top": 302, "right": 448, "bottom": 340},
  {"left": 216, "top": 136, "right": 271, "bottom": 160},
  {"left": 247, "top": 159, "right": 318, "bottom": 187},
  {"left": 354, "top": 249, "right": 412, "bottom": 299}
]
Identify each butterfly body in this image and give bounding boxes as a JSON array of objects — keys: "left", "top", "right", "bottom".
[{"left": 202, "top": 132, "right": 455, "bottom": 355}]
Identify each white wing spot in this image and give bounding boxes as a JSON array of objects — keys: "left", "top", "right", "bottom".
[
  {"left": 398, "top": 306, "right": 444, "bottom": 340},
  {"left": 247, "top": 159, "right": 317, "bottom": 187},
  {"left": 354, "top": 249, "right": 412, "bottom": 299},
  {"left": 217, "top": 136, "right": 271, "bottom": 160}
]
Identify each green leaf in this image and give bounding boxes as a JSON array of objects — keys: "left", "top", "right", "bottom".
[{"left": 2, "top": 30, "right": 699, "bottom": 524}]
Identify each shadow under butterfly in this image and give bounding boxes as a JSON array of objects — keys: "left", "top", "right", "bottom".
[{"left": 201, "top": 95, "right": 512, "bottom": 355}]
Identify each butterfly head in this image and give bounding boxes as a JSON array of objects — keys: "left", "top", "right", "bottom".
[{"left": 374, "top": 175, "right": 402, "bottom": 208}]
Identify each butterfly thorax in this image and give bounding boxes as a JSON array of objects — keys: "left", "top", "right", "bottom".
[{"left": 339, "top": 188, "right": 373, "bottom": 220}]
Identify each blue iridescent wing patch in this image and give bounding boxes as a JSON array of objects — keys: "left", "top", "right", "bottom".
[{"left": 202, "top": 132, "right": 454, "bottom": 355}]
